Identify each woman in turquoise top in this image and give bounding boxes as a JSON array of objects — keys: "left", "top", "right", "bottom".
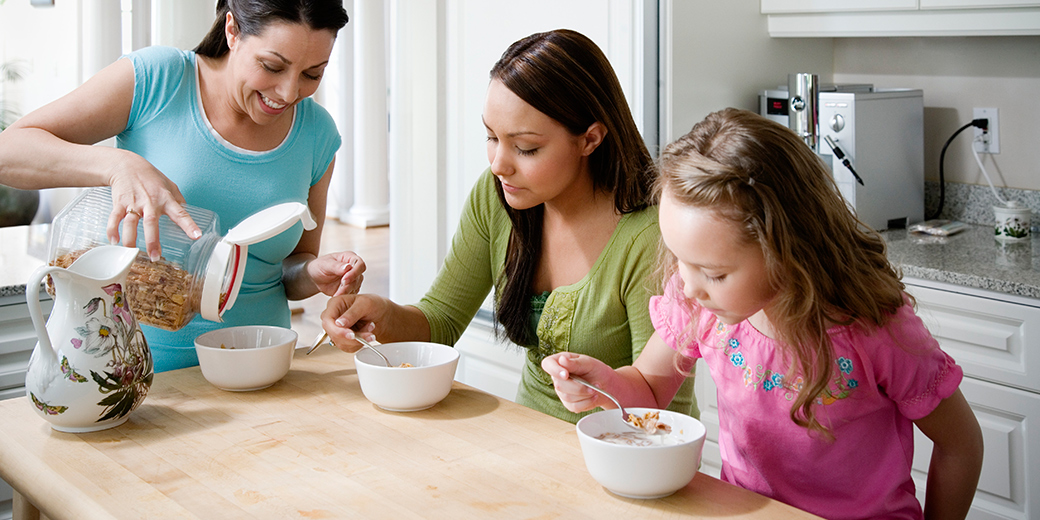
[
  {"left": 322, "top": 29, "right": 698, "bottom": 423},
  {"left": 0, "top": 0, "right": 365, "bottom": 371}
]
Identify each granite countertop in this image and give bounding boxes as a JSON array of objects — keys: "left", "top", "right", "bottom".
[
  {"left": 0, "top": 224, "right": 51, "bottom": 299},
  {"left": 882, "top": 224, "right": 1040, "bottom": 300}
]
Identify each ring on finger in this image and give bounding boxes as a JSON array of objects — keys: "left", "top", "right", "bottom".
[{"left": 126, "top": 208, "right": 140, "bottom": 217}]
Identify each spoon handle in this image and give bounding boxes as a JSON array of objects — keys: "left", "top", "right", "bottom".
[
  {"left": 355, "top": 335, "right": 392, "bottom": 367},
  {"left": 571, "top": 376, "right": 624, "bottom": 412}
]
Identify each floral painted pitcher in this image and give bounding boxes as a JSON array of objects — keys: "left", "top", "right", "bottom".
[{"left": 26, "top": 245, "right": 153, "bottom": 432}]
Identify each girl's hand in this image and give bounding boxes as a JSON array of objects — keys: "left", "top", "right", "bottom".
[
  {"left": 541, "top": 353, "right": 617, "bottom": 413},
  {"left": 308, "top": 251, "right": 366, "bottom": 297},
  {"left": 320, "top": 294, "right": 388, "bottom": 353},
  {"left": 106, "top": 153, "right": 201, "bottom": 261}
]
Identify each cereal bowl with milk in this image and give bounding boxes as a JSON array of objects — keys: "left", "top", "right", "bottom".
[{"left": 576, "top": 407, "right": 706, "bottom": 499}]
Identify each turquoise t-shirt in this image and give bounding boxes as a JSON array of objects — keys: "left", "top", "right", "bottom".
[{"left": 117, "top": 46, "right": 341, "bottom": 372}]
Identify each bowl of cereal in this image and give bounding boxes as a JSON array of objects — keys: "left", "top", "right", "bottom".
[
  {"left": 194, "top": 326, "right": 298, "bottom": 391},
  {"left": 354, "top": 341, "right": 459, "bottom": 412},
  {"left": 576, "top": 407, "right": 706, "bottom": 499}
]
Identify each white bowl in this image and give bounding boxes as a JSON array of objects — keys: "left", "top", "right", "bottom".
[
  {"left": 194, "top": 326, "right": 298, "bottom": 391},
  {"left": 354, "top": 341, "right": 460, "bottom": 412},
  {"left": 576, "top": 407, "right": 706, "bottom": 499}
]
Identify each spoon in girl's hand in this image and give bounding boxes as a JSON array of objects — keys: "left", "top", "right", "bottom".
[{"left": 569, "top": 375, "right": 646, "bottom": 432}]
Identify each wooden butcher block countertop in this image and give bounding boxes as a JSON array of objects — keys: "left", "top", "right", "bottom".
[{"left": 0, "top": 347, "right": 819, "bottom": 519}]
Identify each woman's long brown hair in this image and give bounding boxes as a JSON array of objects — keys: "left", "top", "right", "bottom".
[
  {"left": 489, "top": 29, "right": 655, "bottom": 349},
  {"left": 655, "top": 108, "right": 907, "bottom": 437}
]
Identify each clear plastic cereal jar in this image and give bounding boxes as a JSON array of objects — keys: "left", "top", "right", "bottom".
[{"left": 48, "top": 187, "right": 315, "bottom": 331}]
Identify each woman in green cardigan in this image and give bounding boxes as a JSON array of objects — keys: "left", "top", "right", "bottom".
[{"left": 322, "top": 29, "right": 697, "bottom": 423}]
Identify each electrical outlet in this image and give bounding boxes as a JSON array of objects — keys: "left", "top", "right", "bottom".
[{"left": 973, "top": 107, "right": 1000, "bottom": 154}]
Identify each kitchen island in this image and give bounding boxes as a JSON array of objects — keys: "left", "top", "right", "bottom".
[{"left": 0, "top": 346, "right": 820, "bottom": 520}]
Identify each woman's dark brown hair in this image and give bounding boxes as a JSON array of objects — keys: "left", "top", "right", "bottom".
[
  {"left": 489, "top": 29, "right": 655, "bottom": 348},
  {"left": 195, "top": 0, "right": 349, "bottom": 58}
]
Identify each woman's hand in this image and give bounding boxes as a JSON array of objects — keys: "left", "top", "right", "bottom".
[
  {"left": 319, "top": 294, "right": 389, "bottom": 353},
  {"left": 308, "top": 251, "right": 366, "bottom": 297},
  {"left": 541, "top": 353, "right": 618, "bottom": 413},
  {"left": 106, "top": 152, "right": 201, "bottom": 261}
]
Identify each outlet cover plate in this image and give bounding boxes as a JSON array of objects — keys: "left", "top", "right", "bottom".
[{"left": 973, "top": 107, "right": 1000, "bottom": 154}]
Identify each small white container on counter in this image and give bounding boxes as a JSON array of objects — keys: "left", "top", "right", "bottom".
[{"left": 993, "top": 203, "right": 1031, "bottom": 242}]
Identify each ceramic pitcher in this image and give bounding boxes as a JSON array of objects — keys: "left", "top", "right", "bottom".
[{"left": 26, "top": 245, "right": 154, "bottom": 432}]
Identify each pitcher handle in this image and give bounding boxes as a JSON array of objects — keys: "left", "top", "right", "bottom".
[{"left": 26, "top": 265, "right": 63, "bottom": 365}]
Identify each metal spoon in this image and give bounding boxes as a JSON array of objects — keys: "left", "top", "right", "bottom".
[
  {"left": 570, "top": 376, "right": 643, "bottom": 432},
  {"left": 306, "top": 330, "right": 392, "bottom": 367},
  {"left": 353, "top": 335, "right": 392, "bottom": 368}
]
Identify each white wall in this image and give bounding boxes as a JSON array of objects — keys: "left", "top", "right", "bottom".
[
  {"left": 663, "top": 6, "right": 1040, "bottom": 193},
  {"left": 0, "top": 0, "right": 213, "bottom": 222},
  {"left": 661, "top": 1, "right": 833, "bottom": 145},
  {"left": 832, "top": 36, "right": 1040, "bottom": 191},
  {"left": 389, "top": 0, "right": 654, "bottom": 304},
  {"left": 0, "top": 1, "right": 81, "bottom": 120}
]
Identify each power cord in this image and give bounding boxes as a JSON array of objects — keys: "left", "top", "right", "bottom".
[{"left": 927, "top": 118, "right": 989, "bottom": 221}]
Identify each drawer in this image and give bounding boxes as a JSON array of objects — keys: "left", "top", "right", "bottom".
[
  {"left": 906, "top": 283, "right": 1040, "bottom": 393},
  {"left": 0, "top": 294, "right": 52, "bottom": 395},
  {"left": 912, "top": 376, "right": 1040, "bottom": 519}
]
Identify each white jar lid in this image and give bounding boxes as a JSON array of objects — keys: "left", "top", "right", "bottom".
[{"left": 200, "top": 203, "right": 317, "bottom": 322}]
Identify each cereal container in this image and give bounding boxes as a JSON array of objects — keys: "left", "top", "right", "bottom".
[{"left": 48, "top": 187, "right": 316, "bottom": 331}]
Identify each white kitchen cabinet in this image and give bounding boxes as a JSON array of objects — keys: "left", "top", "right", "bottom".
[
  {"left": 761, "top": 0, "right": 918, "bottom": 12},
  {"left": 693, "top": 358, "right": 722, "bottom": 479},
  {"left": 921, "top": 0, "right": 1040, "bottom": 7},
  {"left": 692, "top": 278, "right": 1039, "bottom": 517},
  {"left": 906, "top": 277, "right": 1039, "bottom": 519},
  {"left": 0, "top": 289, "right": 51, "bottom": 520},
  {"left": 453, "top": 311, "right": 525, "bottom": 402},
  {"left": 0, "top": 290, "right": 50, "bottom": 400},
  {"left": 912, "top": 376, "right": 1040, "bottom": 519},
  {"left": 762, "top": 0, "right": 1040, "bottom": 36}
]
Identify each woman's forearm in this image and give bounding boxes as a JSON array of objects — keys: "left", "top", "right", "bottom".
[
  {"left": 282, "top": 253, "right": 320, "bottom": 301},
  {"left": 0, "top": 127, "right": 119, "bottom": 189}
]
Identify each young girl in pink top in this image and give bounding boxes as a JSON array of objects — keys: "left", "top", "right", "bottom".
[{"left": 542, "top": 108, "right": 984, "bottom": 519}]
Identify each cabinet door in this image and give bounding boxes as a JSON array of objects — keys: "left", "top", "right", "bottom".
[
  {"left": 693, "top": 358, "right": 722, "bottom": 478},
  {"left": 912, "top": 376, "right": 1039, "bottom": 519},
  {"left": 906, "top": 283, "right": 1040, "bottom": 394},
  {"left": 453, "top": 313, "right": 524, "bottom": 402},
  {"left": 921, "top": 0, "right": 1040, "bottom": 8},
  {"left": 761, "top": 0, "right": 918, "bottom": 13},
  {"left": 0, "top": 293, "right": 52, "bottom": 399}
]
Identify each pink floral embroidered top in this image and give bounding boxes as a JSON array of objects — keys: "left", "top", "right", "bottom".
[{"left": 649, "top": 275, "right": 963, "bottom": 520}]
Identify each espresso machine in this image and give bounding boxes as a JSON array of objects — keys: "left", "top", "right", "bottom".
[{"left": 760, "top": 74, "right": 924, "bottom": 230}]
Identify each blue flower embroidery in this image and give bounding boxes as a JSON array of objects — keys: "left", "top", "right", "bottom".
[
  {"left": 763, "top": 372, "right": 784, "bottom": 391},
  {"left": 848, "top": 379, "right": 859, "bottom": 389},
  {"left": 730, "top": 352, "right": 745, "bottom": 367},
  {"left": 838, "top": 357, "right": 854, "bottom": 375},
  {"left": 728, "top": 338, "right": 740, "bottom": 349}
]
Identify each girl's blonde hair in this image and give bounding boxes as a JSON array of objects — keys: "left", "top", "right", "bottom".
[{"left": 655, "top": 108, "right": 908, "bottom": 436}]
